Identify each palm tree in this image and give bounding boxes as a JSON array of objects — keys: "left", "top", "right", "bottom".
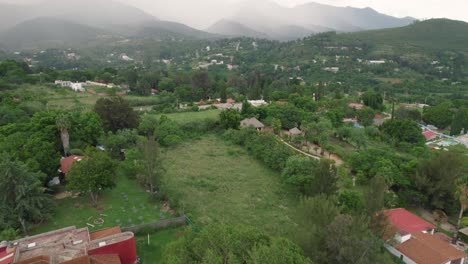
[
  {"left": 453, "top": 176, "right": 468, "bottom": 244},
  {"left": 56, "top": 114, "right": 71, "bottom": 156}
]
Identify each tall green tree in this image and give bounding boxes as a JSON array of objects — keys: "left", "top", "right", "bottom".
[
  {"left": 67, "top": 149, "right": 117, "bottom": 206},
  {"left": 422, "top": 102, "right": 453, "bottom": 129},
  {"left": 414, "top": 150, "right": 466, "bottom": 212},
  {"left": 308, "top": 159, "right": 338, "bottom": 196},
  {"left": 451, "top": 107, "right": 468, "bottom": 136},
  {"left": 362, "top": 90, "right": 383, "bottom": 110},
  {"left": 356, "top": 107, "right": 375, "bottom": 127},
  {"left": 380, "top": 119, "right": 425, "bottom": 145},
  {"left": 0, "top": 154, "right": 53, "bottom": 234},
  {"left": 295, "top": 195, "right": 340, "bottom": 262},
  {"left": 326, "top": 214, "right": 384, "bottom": 264},
  {"left": 138, "top": 137, "right": 161, "bottom": 194},
  {"left": 220, "top": 109, "right": 241, "bottom": 129},
  {"left": 453, "top": 175, "right": 468, "bottom": 244},
  {"left": 94, "top": 97, "right": 139, "bottom": 132},
  {"left": 56, "top": 113, "right": 71, "bottom": 155}
]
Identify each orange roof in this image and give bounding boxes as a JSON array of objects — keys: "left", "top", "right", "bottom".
[
  {"left": 395, "top": 232, "right": 466, "bottom": 264},
  {"left": 60, "top": 156, "right": 84, "bottom": 174},
  {"left": 90, "top": 227, "right": 122, "bottom": 241}
]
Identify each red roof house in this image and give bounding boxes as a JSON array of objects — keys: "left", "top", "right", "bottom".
[
  {"left": 422, "top": 130, "right": 437, "bottom": 141},
  {"left": 383, "top": 208, "right": 436, "bottom": 237},
  {"left": 1, "top": 226, "right": 136, "bottom": 264},
  {"left": 60, "top": 156, "right": 83, "bottom": 175},
  {"left": 381, "top": 209, "right": 466, "bottom": 264},
  {"left": 226, "top": 98, "right": 235, "bottom": 104}
]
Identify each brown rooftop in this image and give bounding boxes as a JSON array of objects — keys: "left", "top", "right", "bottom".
[
  {"left": 395, "top": 232, "right": 467, "bottom": 264},
  {"left": 8, "top": 226, "right": 134, "bottom": 264},
  {"left": 89, "top": 227, "right": 121, "bottom": 241}
]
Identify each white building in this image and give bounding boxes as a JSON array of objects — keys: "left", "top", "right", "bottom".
[{"left": 55, "top": 80, "right": 85, "bottom": 92}]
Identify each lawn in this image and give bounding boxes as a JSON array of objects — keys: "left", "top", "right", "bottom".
[
  {"left": 33, "top": 173, "right": 172, "bottom": 234},
  {"left": 160, "top": 135, "right": 296, "bottom": 236},
  {"left": 156, "top": 109, "right": 221, "bottom": 125},
  {"left": 135, "top": 227, "right": 186, "bottom": 263}
]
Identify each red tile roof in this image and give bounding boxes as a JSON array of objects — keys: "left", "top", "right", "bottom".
[
  {"left": 395, "top": 232, "right": 466, "bottom": 264},
  {"left": 422, "top": 130, "right": 437, "bottom": 140},
  {"left": 383, "top": 208, "right": 435, "bottom": 235},
  {"left": 0, "top": 246, "right": 14, "bottom": 264},
  {"left": 60, "top": 155, "right": 84, "bottom": 174}
]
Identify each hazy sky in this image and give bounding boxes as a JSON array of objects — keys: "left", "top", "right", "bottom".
[
  {"left": 115, "top": 0, "right": 468, "bottom": 28},
  {"left": 1, "top": 0, "right": 466, "bottom": 28}
]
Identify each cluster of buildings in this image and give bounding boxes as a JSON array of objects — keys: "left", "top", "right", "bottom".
[
  {"left": 54, "top": 80, "right": 118, "bottom": 93},
  {"left": 54, "top": 81, "right": 84, "bottom": 92},
  {"left": 383, "top": 208, "right": 466, "bottom": 264},
  {"left": 0, "top": 226, "right": 137, "bottom": 264}
]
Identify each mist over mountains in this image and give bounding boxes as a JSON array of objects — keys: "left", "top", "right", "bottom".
[{"left": 0, "top": 0, "right": 417, "bottom": 48}]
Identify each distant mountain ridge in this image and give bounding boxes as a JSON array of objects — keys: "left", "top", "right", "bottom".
[
  {"left": 336, "top": 18, "right": 468, "bottom": 52},
  {"left": 206, "top": 19, "right": 269, "bottom": 38},
  {"left": 207, "top": 0, "right": 415, "bottom": 40},
  {"left": 0, "top": 17, "right": 109, "bottom": 49},
  {"left": 0, "top": 0, "right": 216, "bottom": 49}
]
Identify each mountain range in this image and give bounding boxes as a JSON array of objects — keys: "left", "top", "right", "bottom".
[
  {"left": 206, "top": 0, "right": 414, "bottom": 40},
  {"left": 0, "top": 0, "right": 417, "bottom": 49}
]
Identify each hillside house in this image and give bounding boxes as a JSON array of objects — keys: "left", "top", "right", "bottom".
[
  {"left": 0, "top": 226, "right": 137, "bottom": 264},
  {"left": 422, "top": 130, "right": 438, "bottom": 141},
  {"left": 348, "top": 102, "right": 364, "bottom": 110},
  {"left": 59, "top": 155, "right": 83, "bottom": 176},
  {"left": 240, "top": 118, "right": 264, "bottom": 131},
  {"left": 55, "top": 80, "right": 84, "bottom": 92},
  {"left": 289, "top": 127, "right": 303, "bottom": 137},
  {"left": 382, "top": 208, "right": 466, "bottom": 264}
]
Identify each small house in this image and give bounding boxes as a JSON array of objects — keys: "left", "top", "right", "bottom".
[
  {"left": 422, "top": 130, "right": 437, "bottom": 141},
  {"left": 348, "top": 102, "right": 364, "bottom": 110},
  {"left": 59, "top": 155, "right": 83, "bottom": 176},
  {"left": 240, "top": 118, "right": 264, "bottom": 131},
  {"left": 289, "top": 127, "right": 303, "bottom": 137},
  {"left": 382, "top": 208, "right": 467, "bottom": 264}
]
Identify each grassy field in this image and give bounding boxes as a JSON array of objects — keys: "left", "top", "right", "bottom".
[
  {"left": 160, "top": 135, "right": 295, "bottom": 236},
  {"left": 33, "top": 173, "right": 171, "bottom": 234},
  {"left": 156, "top": 109, "right": 221, "bottom": 125},
  {"left": 135, "top": 227, "right": 185, "bottom": 263}
]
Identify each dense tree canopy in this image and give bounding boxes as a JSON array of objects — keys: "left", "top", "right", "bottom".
[
  {"left": 0, "top": 153, "right": 53, "bottom": 234},
  {"left": 94, "top": 96, "right": 139, "bottom": 132}
]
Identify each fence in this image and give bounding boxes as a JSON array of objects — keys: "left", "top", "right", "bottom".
[{"left": 122, "top": 215, "right": 187, "bottom": 234}]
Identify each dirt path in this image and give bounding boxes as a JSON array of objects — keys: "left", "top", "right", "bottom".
[
  {"left": 279, "top": 138, "right": 320, "bottom": 160},
  {"left": 278, "top": 138, "right": 344, "bottom": 166}
]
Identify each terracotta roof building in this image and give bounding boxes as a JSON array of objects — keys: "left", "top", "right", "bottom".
[
  {"left": 394, "top": 232, "right": 466, "bottom": 264},
  {"left": 422, "top": 130, "right": 437, "bottom": 141},
  {"left": 384, "top": 208, "right": 436, "bottom": 238},
  {"left": 0, "top": 226, "right": 136, "bottom": 264},
  {"left": 60, "top": 156, "right": 84, "bottom": 175},
  {"left": 383, "top": 208, "right": 466, "bottom": 264}
]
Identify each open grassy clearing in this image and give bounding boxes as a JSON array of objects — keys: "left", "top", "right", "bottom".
[
  {"left": 135, "top": 227, "right": 185, "bottom": 263},
  {"left": 33, "top": 172, "right": 171, "bottom": 235},
  {"left": 160, "top": 134, "right": 296, "bottom": 236},
  {"left": 156, "top": 109, "right": 221, "bottom": 124}
]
